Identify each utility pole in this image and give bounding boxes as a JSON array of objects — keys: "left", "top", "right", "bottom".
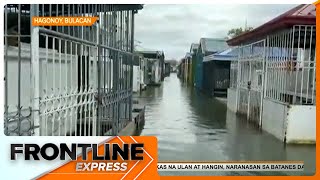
[{"left": 244, "top": 18, "right": 247, "bottom": 31}]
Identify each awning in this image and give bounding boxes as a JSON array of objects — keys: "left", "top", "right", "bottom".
[
  {"left": 203, "top": 48, "right": 238, "bottom": 62},
  {"left": 204, "top": 47, "right": 302, "bottom": 62}
]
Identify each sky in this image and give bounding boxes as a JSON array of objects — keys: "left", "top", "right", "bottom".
[{"left": 134, "top": 4, "right": 298, "bottom": 60}]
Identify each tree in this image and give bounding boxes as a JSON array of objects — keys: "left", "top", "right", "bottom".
[{"left": 227, "top": 27, "right": 253, "bottom": 39}]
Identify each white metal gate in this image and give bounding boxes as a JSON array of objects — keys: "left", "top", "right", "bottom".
[
  {"left": 4, "top": 4, "right": 141, "bottom": 136},
  {"left": 237, "top": 40, "right": 266, "bottom": 126}
]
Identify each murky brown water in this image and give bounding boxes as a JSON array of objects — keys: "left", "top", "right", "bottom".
[{"left": 134, "top": 73, "right": 316, "bottom": 176}]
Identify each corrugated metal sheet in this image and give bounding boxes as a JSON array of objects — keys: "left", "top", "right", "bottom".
[
  {"left": 290, "top": 4, "right": 315, "bottom": 17},
  {"left": 200, "top": 38, "right": 229, "bottom": 55},
  {"left": 203, "top": 48, "right": 238, "bottom": 62},
  {"left": 227, "top": 4, "right": 315, "bottom": 46}
]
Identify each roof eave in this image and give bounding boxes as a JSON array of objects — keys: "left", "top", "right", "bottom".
[{"left": 227, "top": 16, "right": 315, "bottom": 46}]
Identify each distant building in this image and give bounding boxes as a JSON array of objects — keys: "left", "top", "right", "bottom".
[
  {"left": 164, "top": 62, "right": 171, "bottom": 77},
  {"left": 176, "top": 53, "right": 192, "bottom": 85},
  {"left": 194, "top": 38, "right": 229, "bottom": 90},
  {"left": 202, "top": 48, "right": 238, "bottom": 97},
  {"left": 190, "top": 43, "right": 199, "bottom": 86},
  {"left": 136, "top": 50, "right": 165, "bottom": 86}
]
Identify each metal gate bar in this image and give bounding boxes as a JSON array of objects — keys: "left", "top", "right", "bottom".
[
  {"left": 236, "top": 40, "right": 265, "bottom": 125},
  {"left": 265, "top": 25, "right": 316, "bottom": 105},
  {"left": 4, "top": 4, "right": 141, "bottom": 136},
  {"left": 233, "top": 25, "right": 316, "bottom": 128}
]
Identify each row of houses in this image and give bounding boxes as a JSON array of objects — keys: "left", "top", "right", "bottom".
[
  {"left": 177, "top": 38, "right": 236, "bottom": 97},
  {"left": 132, "top": 50, "right": 165, "bottom": 93},
  {"left": 177, "top": 4, "right": 316, "bottom": 144}
]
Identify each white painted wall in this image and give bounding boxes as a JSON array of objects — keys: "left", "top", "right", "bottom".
[
  {"left": 102, "top": 52, "right": 114, "bottom": 90},
  {"left": 227, "top": 88, "right": 237, "bottom": 112},
  {"left": 262, "top": 99, "right": 288, "bottom": 142},
  {"left": 286, "top": 105, "right": 316, "bottom": 143},
  {"left": 153, "top": 61, "right": 160, "bottom": 84},
  {"left": 262, "top": 99, "right": 315, "bottom": 144},
  {"left": 132, "top": 65, "right": 141, "bottom": 93},
  {"left": 140, "top": 59, "right": 146, "bottom": 88},
  {"left": 5, "top": 43, "right": 105, "bottom": 136},
  {"left": 140, "top": 69, "right": 146, "bottom": 89},
  {"left": 5, "top": 44, "right": 33, "bottom": 115},
  {"left": 5, "top": 44, "right": 82, "bottom": 111}
]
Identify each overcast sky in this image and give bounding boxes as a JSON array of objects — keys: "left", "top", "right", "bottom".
[{"left": 134, "top": 4, "right": 298, "bottom": 60}]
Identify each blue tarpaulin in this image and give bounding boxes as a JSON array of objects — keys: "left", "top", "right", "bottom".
[
  {"left": 204, "top": 47, "right": 297, "bottom": 62},
  {"left": 203, "top": 48, "right": 238, "bottom": 62}
]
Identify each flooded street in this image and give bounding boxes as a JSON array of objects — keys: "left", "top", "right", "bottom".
[{"left": 134, "top": 73, "right": 316, "bottom": 176}]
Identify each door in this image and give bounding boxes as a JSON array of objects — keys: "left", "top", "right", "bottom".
[{"left": 237, "top": 40, "right": 266, "bottom": 126}]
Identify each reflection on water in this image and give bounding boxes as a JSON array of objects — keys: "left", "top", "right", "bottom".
[{"left": 134, "top": 73, "right": 316, "bottom": 176}]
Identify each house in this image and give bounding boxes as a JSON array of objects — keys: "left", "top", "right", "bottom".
[
  {"left": 176, "top": 58, "right": 184, "bottom": 80},
  {"left": 202, "top": 48, "right": 238, "bottom": 97},
  {"left": 190, "top": 43, "right": 199, "bottom": 86},
  {"left": 132, "top": 55, "right": 142, "bottom": 93},
  {"left": 226, "top": 4, "right": 316, "bottom": 144},
  {"left": 139, "top": 54, "right": 148, "bottom": 91},
  {"left": 178, "top": 52, "right": 193, "bottom": 84},
  {"left": 177, "top": 52, "right": 193, "bottom": 85},
  {"left": 164, "top": 62, "right": 171, "bottom": 77},
  {"left": 194, "top": 38, "right": 229, "bottom": 90},
  {"left": 185, "top": 53, "right": 193, "bottom": 85},
  {"left": 136, "top": 50, "right": 165, "bottom": 86}
]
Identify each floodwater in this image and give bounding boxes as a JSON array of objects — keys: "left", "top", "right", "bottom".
[{"left": 134, "top": 73, "right": 316, "bottom": 176}]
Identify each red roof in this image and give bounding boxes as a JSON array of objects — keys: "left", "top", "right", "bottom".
[{"left": 227, "top": 4, "right": 316, "bottom": 46}]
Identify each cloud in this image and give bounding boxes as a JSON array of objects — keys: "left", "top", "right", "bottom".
[{"left": 135, "top": 4, "right": 298, "bottom": 60}]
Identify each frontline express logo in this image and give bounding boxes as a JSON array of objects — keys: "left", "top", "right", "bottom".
[{"left": 11, "top": 143, "right": 144, "bottom": 172}]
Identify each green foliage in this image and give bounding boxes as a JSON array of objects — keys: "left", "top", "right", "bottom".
[{"left": 227, "top": 27, "right": 253, "bottom": 38}]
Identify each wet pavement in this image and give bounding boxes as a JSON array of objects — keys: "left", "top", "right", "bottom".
[{"left": 134, "top": 73, "right": 316, "bottom": 176}]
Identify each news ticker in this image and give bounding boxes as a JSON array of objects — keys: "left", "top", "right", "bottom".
[
  {"left": 157, "top": 162, "right": 305, "bottom": 172},
  {"left": 10, "top": 143, "right": 304, "bottom": 172},
  {"left": 61, "top": 162, "right": 306, "bottom": 172},
  {"left": 8, "top": 140, "right": 304, "bottom": 178}
]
